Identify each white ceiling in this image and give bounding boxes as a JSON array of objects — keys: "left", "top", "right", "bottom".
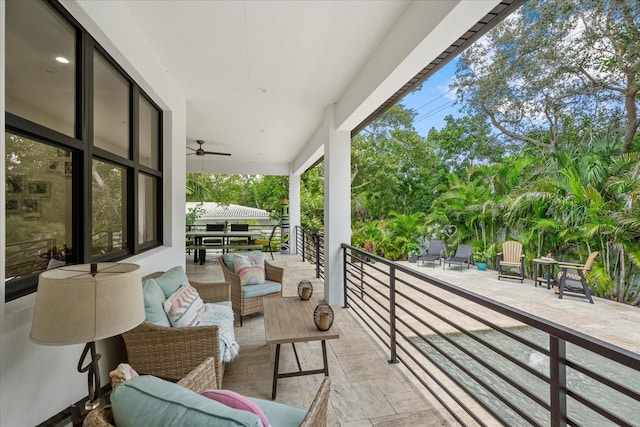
[{"left": 115, "top": 0, "right": 501, "bottom": 175}]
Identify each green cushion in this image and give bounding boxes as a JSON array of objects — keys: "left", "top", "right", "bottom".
[
  {"left": 111, "top": 375, "right": 262, "bottom": 427},
  {"left": 155, "top": 265, "right": 190, "bottom": 298},
  {"left": 242, "top": 281, "right": 281, "bottom": 298},
  {"left": 249, "top": 397, "right": 307, "bottom": 427},
  {"left": 142, "top": 279, "right": 170, "bottom": 327}
]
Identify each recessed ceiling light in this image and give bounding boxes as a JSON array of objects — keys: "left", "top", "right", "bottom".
[
  {"left": 259, "top": 129, "right": 265, "bottom": 133},
  {"left": 257, "top": 88, "right": 267, "bottom": 93},
  {"left": 55, "top": 56, "right": 70, "bottom": 64}
]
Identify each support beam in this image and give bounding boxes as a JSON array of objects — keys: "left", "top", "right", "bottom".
[
  {"left": 288, "top": 172, "right": 301, "bottom": 255},
  {"left": 323, "top": 105, "right": 351, "bottom": 305}
]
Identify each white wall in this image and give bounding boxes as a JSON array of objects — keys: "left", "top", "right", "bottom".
[{"left": 0, "top": 0, "right": 188, "bottom": 424}]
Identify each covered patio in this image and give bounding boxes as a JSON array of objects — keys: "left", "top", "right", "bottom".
[{"left": 186, "top": 251, "right": 640, "bottom": 425}]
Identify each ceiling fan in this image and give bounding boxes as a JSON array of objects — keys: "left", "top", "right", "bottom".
[{"left": 187, "top": 139, "right": 231, "bottom": 157}]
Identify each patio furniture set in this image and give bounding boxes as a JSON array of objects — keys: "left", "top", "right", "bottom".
[
  {"left": 84, "top": 250, "right": 335, "bottom": 425},
  {"left": 417, "top": 239, "right": 597, "bottom": 303}
]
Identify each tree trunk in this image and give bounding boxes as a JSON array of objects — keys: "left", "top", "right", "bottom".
[{"left": 617, "top": 245, "right": 626, "bottom": 302}]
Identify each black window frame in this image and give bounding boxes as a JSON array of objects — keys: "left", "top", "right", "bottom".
[{"left": 4, "top": 0, "right": 163, "bottom": 302}]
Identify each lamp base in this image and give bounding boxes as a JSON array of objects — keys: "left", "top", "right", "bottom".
[{"left": 84, "top": 398, "right": 102, "bottom": 411}]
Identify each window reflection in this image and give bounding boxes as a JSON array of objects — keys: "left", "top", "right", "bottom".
[
  {"left": 138, "top": 174, "right": 158, "bottom": 244},
  {"left": 5, "top": 0, "right": 76, "bottom": 136},
  {"left": 94, "top": 53, "right": 129, "bottom": 158},
  {"left": 4, "top": 132, "right": 73, "bottom": 281},
  {"left": 139, "top": 96, "right": 160, "bottom": 169},
  {"left": 92, "top": 159, "right": 127, "bottom": 255}
]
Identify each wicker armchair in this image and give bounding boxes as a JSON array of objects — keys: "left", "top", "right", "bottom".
[
  {"left": 220, "top": 259, "right": 284, "bottom": 326},
  {"left": 83, "top": 358, "right": 331, "bottom": 427},
  {"left": 121, "top": 272, "right": 230, "bottom": 389}
]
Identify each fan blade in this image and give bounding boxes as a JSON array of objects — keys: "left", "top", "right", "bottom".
[
  {"left": 203, "top": 151, "right": 231, "bottom": 156},
  {"left": 187, "top": 146, "right": 197, "bottom": 152}
]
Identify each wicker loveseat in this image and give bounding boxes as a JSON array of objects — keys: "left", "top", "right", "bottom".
[
  {"left": 83, "top": 357, "right": 331, "bottom": 427},
  {"left": 121, "top": 268, "right": 231, "bottom": 388},
  {"left": 220, "top": 252, "right": 284, "bottom": 326}
]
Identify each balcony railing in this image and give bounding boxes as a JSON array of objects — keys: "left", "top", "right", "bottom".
[
  {"left": 341, "top": 243, "right": 640, "bottom": 427},
  {"left": 294, "top": 225, "right": 324, "bottom": 279}
]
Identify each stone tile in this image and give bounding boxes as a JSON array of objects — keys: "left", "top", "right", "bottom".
[
  {"left": 337, "top": 351, "right": 392, "bottom": 382},
  {"left": 331, "top": 381, "right": 396, "bottom": 422},
  {"left": 371, "top": 409, "right": 449, "bottom": 426}
]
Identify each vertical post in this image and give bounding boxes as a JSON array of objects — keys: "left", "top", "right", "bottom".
[
  {"left": 314, "top": 233, "right": 320, "bottom": 279},
  {"left": 550, "top": 336, "right": 567, "bottom": 427},
  {"left": 389, "top": 266, "right": 398, "bottom": 364},
  {"left": 301, "top": 227, "right": 306, "bottom": 261},
  {"left": 343, "top": 247, "right": 348, "bottom": 308},
  {"left": 280, "top": 198, "right": 290, "bottom": 254}
]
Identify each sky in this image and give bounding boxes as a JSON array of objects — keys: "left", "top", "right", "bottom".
[{"left": 401, "top": 59, "right": 463, "bottom": 137}]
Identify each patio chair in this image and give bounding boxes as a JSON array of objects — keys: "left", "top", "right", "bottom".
[
  {"left": 497, "top": 241, "right": 525, "bottom": 282},
  {"left": 556, "top": 252, "right": 598, "bottom": 304},
  {"left": 443, "top": 244, "right": 472, "bottom": 270},
  {"left": 204, "top": 223, "right": 225, "bottom": 246},
  {"left": 84, "top": 356, "right": 331, "bottom": 427},
  {"left": 122, "top": 272, "right": 230, "bottom": 389},
  {"left": 230, "top": 223, "right": 250, "bottom": 244},
  {"left": 220, "top": 252, "right": 284, "bottom": 326},
  {"left": 417, "top": 239, "right": 444, "bottom": 267},
  {"left": 254, "top": 225, "right": 280, "bottom": 260}
]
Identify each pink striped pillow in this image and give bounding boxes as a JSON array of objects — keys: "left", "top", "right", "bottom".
[
  {"left": 233, "top": 253, "right": 266, "bottom": 285},
  {"left": 163, "top": 284, "right": 204, "bottom": 327}
]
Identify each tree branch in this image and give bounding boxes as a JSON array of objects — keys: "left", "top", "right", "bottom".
[{"left": 481, "top": 105, "right": 553, "bottom": 150}]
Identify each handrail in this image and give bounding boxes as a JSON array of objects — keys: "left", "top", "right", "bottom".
[
  {"left": 294, "top": 226, "right": 325, "bottom": 279},
  {"left": 341, "top": 243, "right": 640, "bottom": 427}
]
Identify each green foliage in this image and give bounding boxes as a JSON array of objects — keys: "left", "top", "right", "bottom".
[{"left": 186, "top": 203, "right": 206, "bottom": 225}]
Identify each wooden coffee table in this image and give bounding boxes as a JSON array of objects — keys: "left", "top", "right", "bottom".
[{"left": 263, "top": 297, "right": 339, "bottom": 399}]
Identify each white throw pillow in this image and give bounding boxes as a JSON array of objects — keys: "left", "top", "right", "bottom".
[{"left": 163, "top": 284, "right": 204, "bottom": 327}]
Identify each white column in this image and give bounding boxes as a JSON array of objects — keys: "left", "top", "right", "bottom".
[
  {"left": 323, "top": 105, "right": 351, "bottom": 305},
  {"left": 288, "top": 172, "right": 301, "bottom": 255}
]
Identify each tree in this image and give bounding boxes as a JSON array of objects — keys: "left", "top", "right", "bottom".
[
  {"left": 351, "top": 104, "right": 441, "bottom": 220},
  {"left": 454, "top": 0, "right": 640, "bottom": 152},
  {"left": 427, "top": 114, "right": 503, "bottom": 173}
]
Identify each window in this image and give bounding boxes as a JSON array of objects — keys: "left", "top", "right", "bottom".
[{"left": 4, "top": 0, "right": 163, "bottom": 301}]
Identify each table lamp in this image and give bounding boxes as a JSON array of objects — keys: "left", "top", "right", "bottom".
[{"left": 30, "top": 263, "right": 145, "bottom": 410}]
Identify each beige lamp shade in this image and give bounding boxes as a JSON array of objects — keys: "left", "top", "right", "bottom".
[{"left": 30, "top": 263, "right": 145, "bottom": 345}]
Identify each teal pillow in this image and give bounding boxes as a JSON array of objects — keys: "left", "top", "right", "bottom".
[
  {"left": 142, "top": 279, "right": 170, "bottom": 327},
  {"left": 155, "top": 265, "right": 189, "bottom": 298},
  {"left": 249, "top": 397, "right": 307, "bottom": 427},
  {"left": 111, "top": 375, "right": 262, "bottom": 427}
]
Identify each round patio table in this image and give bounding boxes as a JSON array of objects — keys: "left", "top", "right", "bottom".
[{"left": 532, "top": 258, "right": 557, "bottom": 289}]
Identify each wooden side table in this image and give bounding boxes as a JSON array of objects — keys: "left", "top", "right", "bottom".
[{"left": 532, "top": 258, "right": 557, "bottom": 289}]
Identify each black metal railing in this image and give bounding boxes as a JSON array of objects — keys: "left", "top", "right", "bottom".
[
  {"left": 294, "top": 226, "right": 324, "bottom": 279},
  {"left": 5, "top": 237, "right": 57, "bottom": 279},
  {"left": 341, "top": 243, "right": 640, "bottom": 427}
]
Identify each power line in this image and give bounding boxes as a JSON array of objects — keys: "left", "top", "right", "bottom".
[{"left": 414, "top": 100, "right": 456, "bottom": 123}]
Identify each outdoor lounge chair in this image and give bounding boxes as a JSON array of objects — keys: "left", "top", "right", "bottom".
[
  {"left": 556, "top": 251, "right": 598, "bottom": 304},
  {"left": 418, "top": 239, "right": 444, "bottom": 267},
  {"left": 443, "top": 244, "right": 472, "bottom": 270},
  {"left": 497, "top": 241, "right": 525, "bottom": 282}
]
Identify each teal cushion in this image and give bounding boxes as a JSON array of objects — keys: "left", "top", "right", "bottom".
[
  {"left": 111, "top": 375, "right": 262, "bottom": 427},
  {"left": 242, "top": 281, "right": 281, "bottom": 299},
  {"left": 155, "top": 266, "right": 190, "bottom": 298},
  {"left": 249, "top": 397, "right": 307, "bottom": 427},
  {"left": 215, "top": 300, "right": 232, "bottom": 308},
  {"left": 142, "top": 279, "right": 170, "bottom": 327},
  {"left": 223, "top": 251, "right": 263, "bottom": 273}
]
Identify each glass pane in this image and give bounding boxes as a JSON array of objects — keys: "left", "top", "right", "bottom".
[
  {"left": 138, "top": 174, "right": 158, "bottom": 244},
  {"left": 5, "top": 132, "right": 73, "bottom": 283},
  {"left": 94, "top": 53, "right": 129, "bottom": 158},
  {"left": 139, "top": 96, "right": 160, "bottom": 169},
  {"left": 92, "top": 159, "right": 127, "bottom": 255},
  {"left": 5, "top": 0, "right": 76, "bottom": 136}
]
